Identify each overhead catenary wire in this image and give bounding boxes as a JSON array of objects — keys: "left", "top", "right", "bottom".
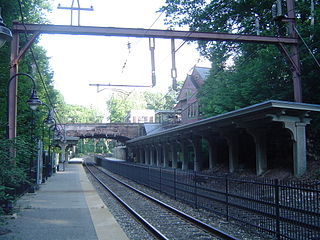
[
  {"left": 294, "top": 26, "right": 320, "bottom": 70},
  {"left": 120, "top": 11, "right": 164, "bottom": 74},
  {"left": 170, "top": 3, "right": 306, "bottom": 116},
  {"left": 17, "top": 0, "right": 64, "bottom": 128}
]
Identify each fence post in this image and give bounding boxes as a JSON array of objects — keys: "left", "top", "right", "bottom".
[
  {"left": 148, "top": 166, "right": 150, "bottom": 188},
  {"left": 274, "top": 179, "right": 281, "bottom": 240},
  {"left": 159, "top": 167, "right": 162, "bottom": 193},
  {"left": 174, "top": 168, "right": 176, "bottom": 200},
  {"left": 225, "top": 176, "right": 229, "bottom": 221},
  {"left": 194, "top": 171, "right": 198, "bottom": 208}
]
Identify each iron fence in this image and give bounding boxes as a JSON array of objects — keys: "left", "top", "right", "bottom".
[{"left": 98, "top": 158, "right": 320, "bottom": 240}]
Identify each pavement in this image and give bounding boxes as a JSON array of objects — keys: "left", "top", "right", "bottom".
[{"left": 0, "top": 162, "right": 129, "bottom": 240}]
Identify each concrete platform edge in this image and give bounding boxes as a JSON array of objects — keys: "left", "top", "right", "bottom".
[{"left": 78, "top": 165, "right": 129, "bottom": 240}]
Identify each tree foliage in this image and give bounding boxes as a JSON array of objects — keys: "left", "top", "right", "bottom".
[
  {"left": 0, "top": 0, "right": 106, "bottom": 208},
  {"left": 160, "top": 0, "right": 320, "bottom": 114},
  {"left": 59, "top": 104, "right": 104, "bottom": 123},
  {"left": 160, "top": 0, "right": 320, "bottom": 157},
  {"left": 106, "top": 84, "right": 182, "bottom": 122}
]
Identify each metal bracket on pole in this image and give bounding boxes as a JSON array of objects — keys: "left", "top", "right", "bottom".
[
  {"left": 277, "top": 43, "right": 301, "bottom": 75},
  {"left": 10, "top": 32, "right": 40, "bottom": 68}
]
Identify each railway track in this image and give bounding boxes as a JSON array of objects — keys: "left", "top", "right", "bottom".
[{"left": 84, "top": 162, "right": 239, "bottom": 240}]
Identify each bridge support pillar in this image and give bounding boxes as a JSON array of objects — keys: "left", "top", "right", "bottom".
[
  {"left": 190, "top": 137, "right": 202, "bottom": 172},
  {"left": 170, "top": 143, "right": 178, "bottom": 168},
  {"left": 58, "top": 143, "right": 68, "bottom": 171}
]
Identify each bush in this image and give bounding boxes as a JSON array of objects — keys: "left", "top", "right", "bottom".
[{"left": 0, "top": 137, "right": 34, "bottom": 213}]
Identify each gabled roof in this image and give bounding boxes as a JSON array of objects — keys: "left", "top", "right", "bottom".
[
  {"left": 194, "top": 66, "right": 210, "bottom": 80},
  {"left": 176, "top": 66, "right": 211, "bottom": 102}
]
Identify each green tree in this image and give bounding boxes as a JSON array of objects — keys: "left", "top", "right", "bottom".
[
  {"left": 160, "top": 0, "right": 320, "bottom": 156},
  {"left": 160, "top": 0, "right": 320, "bottom": 112},
  {"left": 0, "top": 1, "right": 55, "bottom": 209},
  {"left": 106, "top": 91, "right": 146, "bottom": 122},
  {"left": 106, "top": 84, "right": 183, "bottom": 122},
  {"left": 60, "top": 104, "right": 104, "bottom": 123}
]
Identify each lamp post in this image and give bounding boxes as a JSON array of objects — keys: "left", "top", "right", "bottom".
[
  {"left": 6, "top": 73, "right": 42, "bottom": 139},
  {"left": 41, "top": 103, "right": 55, "bottom": 180},
  {"left": 6, "top": 72, "right": 41, "bottom": 184},
  {"left": 49, "top": 120, "right": 65, "bottom": 174}
]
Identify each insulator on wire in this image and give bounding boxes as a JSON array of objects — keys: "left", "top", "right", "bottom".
[
  {"left": 272, "top": 0, "right": 283, "bottom": 20},
  {"left": 255, "top": 17, "right": 260, "bottom": 35},
  {"left": 149, "top": 38, "right": 156, "bottom": 87},
  {"left": 272, "top": 3, "right": 277, "bottom": 19},
  {"left": 171, "top": 38, "right": 177, "bottom": 90},
  {"left": 276, "top": 0, "right": 282, "bottom": 17}
]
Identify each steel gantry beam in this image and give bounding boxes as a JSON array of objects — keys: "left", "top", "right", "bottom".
[
  {"left": 8, "top": 0, "right": 301, "bottom": 140},
  {"left": 12, "top": 23, "right": 298, "bottom": 45}
]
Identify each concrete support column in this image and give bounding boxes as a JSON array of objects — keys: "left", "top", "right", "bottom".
[
  {"left": 139, "top": 148, "right": 145, "bottom": 164},
  {"left": 132, "top": 147, "right": 139, "bottom": 162},
  {"left": 127, "top": 146, "right": 132, "bottom": 162},
  {"left": 204, "top": 136, "right": 218, "bottom": 170},
  {"left": 269, "top": 114, "right": 311, "bottom": 176},
  {"left": 222, "top": 133, "right": 239, "bottom": 173},
  {"left": 190, "top": 137, "right": 202, "bottom": 172},
  {"left": 170, "top": 143, "right": 178, "bottom": 168},
  {"left": 247, "top": 128, "right": 268, "bottom": 175},
  {"left": 144, "top": 147, "right": 150, "bottom": 165},
  {"left": 180, "top": 141, "right": 189, "bottom": 171},
  {"left": 149, "top": 146, "right": 154, "bottom": 165},
  {"left": 163, "top": 144, "right": 169, "bottom": 168},
  {"left": 283, "top": 121, "right": 309, "bottom": 176},
  {"left": 294, "top": 123, "right": 308, "bottom": 176},
  {"left": 155, "top": 144, "right": 162, "bottom": 166}
]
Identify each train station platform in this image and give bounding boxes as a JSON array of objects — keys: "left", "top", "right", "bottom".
[{"left": 0, "top": 162, "right": 128, "bottom": 240}]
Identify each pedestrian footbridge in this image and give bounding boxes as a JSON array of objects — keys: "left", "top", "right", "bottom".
[{"left": 63, "top": 123, "right": 146, "bottom": 142}]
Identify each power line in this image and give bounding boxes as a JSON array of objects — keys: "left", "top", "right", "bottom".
[
  {"left": 17, "top": 0, "right": 64, "bottom": 127},
  {"left": 294, "top": 26, "right": 320, "bottom": 70}
]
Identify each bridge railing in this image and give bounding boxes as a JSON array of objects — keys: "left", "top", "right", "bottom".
[{"left": 96, "top": 157, "right": 320, "bottom": 240}]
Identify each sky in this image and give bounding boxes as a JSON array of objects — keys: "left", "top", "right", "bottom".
[{"left": 39, "top": 0, "right": 211, "bottom": 116}]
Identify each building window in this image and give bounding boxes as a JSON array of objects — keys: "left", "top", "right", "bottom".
[{"left": 133, "top": 116, "right": 136, "bottom": 123}]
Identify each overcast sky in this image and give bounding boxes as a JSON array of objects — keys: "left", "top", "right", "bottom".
[{"left": 39, "top": 0, "right": 211, "bottom": 116}]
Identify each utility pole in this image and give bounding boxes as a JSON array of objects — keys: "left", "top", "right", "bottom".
[{"left": 287, "top": 0, "right": 302, "bottom": 102}]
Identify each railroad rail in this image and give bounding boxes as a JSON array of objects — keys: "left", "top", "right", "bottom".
[{"left": 84, "top": 162, "right": 238, "bottom": 240}]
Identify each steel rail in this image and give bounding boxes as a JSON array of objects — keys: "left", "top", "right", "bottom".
[
  {"left": 86, "top": 162, "right": 239, "bottom": 240},
  {"left": 84, "top": 162, "right": 169, "bottom": 240}
]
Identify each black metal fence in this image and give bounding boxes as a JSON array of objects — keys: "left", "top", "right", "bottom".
[{"left": 98, "top": 158, "right": 320, "bottom": 240}]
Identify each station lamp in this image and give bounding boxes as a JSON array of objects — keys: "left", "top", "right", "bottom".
[
  {"left": 0, "top": 7, "right": 12, "bottom": 48},
  {"left": 26, "top": 88, "right": 42, "bottom": 111}
]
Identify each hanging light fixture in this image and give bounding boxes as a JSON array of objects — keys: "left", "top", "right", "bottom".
[
  {"left": 44, "top": 110, "right": 55, "bottom": 126},
  {"left": 0, "top": 7, "right": 12, "bottom": 48},
  {"left": 26, "top": 88, "right": 42, "bottom": 111}
]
